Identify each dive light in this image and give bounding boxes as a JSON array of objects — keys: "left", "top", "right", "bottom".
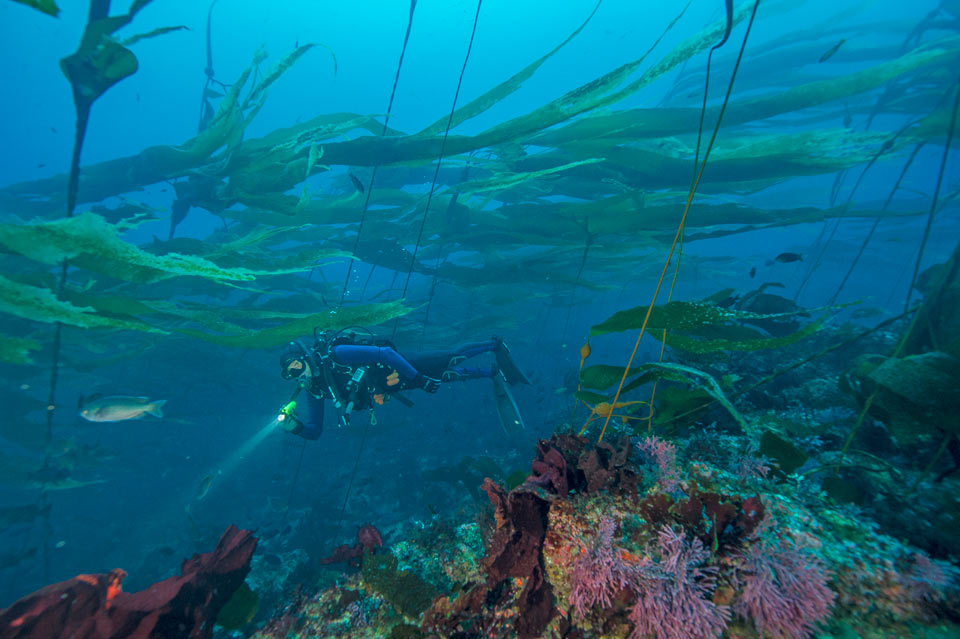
[{"left": 277, "top": 400, "right": 302, "bottom": 431}]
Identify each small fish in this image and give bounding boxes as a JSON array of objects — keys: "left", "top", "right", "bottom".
[
  {"left": 774, "top": 252, "right": 803, "bottom": 263},
  {"left": 36, "top": 163, "right": 46, "bottom": 168},
  {"left": 195, "top": 472, "right": 218, "bottom": 500},
  {"left": 749, "top": 266, "right": 757, "bottom": 278},
  {"left": 79, "top": 395, "right": 166, "bottom": 422},
  {"left": 348, "top": 173, "right": 365, "bottom": 194},
  {"left": 818, "top": 38, "right": 846, "bottom": 63},
  {"left": 50, "top": 126, "right": 57, "bottom": 134}
]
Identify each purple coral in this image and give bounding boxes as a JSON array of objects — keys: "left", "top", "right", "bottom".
[
  {"left": 637, "top": 436, "right": 681, "bottom": 492},
  {"left": 569, "top": 516, "right": 640, "bottom": 618},
  {"left": 732, "top": 536, "right": 834, "bottom": 639},
  {"left": 627, "top": 527, "right": 729, "bottom": 639},
  {"left": 736, "top": 454, "right": 771, "bottom": 482},
  {"left": 906, "top": 552, "right": 951, "bottom": 604}
]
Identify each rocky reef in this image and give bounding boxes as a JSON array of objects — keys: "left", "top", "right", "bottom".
[{"left": 244, "top": 433, "right": 959, "bottom": 639}]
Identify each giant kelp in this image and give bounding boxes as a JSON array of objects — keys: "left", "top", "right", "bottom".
[
  {"left": 2, "top": 1, "right": 959, "bottom": 633},
  {"left": 0, "top": 274, "right": 166, "bottom": 334},
  {"left": 589, "top": 299, "right": 826, "bottom": 356},
  {"left": 0, "top": 213, "right": 259, "bottom": 283},
  {"left": 5, "top": 6, "right": 953, "bottom": 221},
  {"left": 0, "top": 6, "right": 954, "bottom": 377},
  {"left": 0, "top": 334, "right": 41, "bottom": 365}
]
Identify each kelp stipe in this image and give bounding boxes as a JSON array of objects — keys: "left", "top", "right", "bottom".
[
  {"left": 596, "top": 0, "right": 762, "bottom": 443},
  {"left": 340, "top": 0, "right": 419, "bottom": 306}
]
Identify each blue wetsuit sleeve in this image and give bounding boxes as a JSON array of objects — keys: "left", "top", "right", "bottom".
[
  {"left": 331, "top": 345, "right": 419, "bottom": 380},
  {"left": 298, "top": 393, "right": 324, "bottom": 440}
]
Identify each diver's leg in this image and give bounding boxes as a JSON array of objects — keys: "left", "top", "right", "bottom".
[
  {"left": 447, "top": 341, "right": 497, "bottom": 365},
  {"left": 445, "top": 339, "right": 531, "bottom": 385},
  {"left": 410, "top": 339, "right": 530, "bottom": 385},
  {"left": 440, "top": 366, "right": 493, "bottom": 382}
]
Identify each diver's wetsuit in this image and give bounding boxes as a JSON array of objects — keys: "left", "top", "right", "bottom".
[{"left": 298, "top": 341, "right": 498, "bottom": 439}]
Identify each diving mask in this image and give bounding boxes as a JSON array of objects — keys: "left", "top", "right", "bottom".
[{"left": 282, "top": 357, "right": 307, "bottom": 380}]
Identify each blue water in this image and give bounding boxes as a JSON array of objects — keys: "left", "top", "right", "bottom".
[{"left": 0, "top": 0, "right": 957, "bottom": 630}]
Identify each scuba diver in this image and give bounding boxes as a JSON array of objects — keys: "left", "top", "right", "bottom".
[{"left": 277, "top": 327, "right": 530, "bottom": 439}]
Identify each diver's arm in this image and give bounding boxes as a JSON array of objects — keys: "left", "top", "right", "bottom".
[{"left": 331, "top": 345, "right": 419, "bottom": 380}]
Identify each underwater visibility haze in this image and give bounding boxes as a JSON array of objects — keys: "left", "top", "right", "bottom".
[{"left": 1, "top": 0, "right": 960, "bottom": 637}]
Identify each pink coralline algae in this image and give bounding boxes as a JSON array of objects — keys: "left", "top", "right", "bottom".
[
  {"left": 732, "top": 535, "right": 834, "bottom": 639},
  {"left": 627, "top": 527, "right": 730, "bottom": 639},
  {"left": 568, "top": 518, "right": 729, "bottom": 639},
  {"left": 568, "top": 517, "right": 641, "bottom": 619},
  {"left": 637, "top": 436, "right": 681, "bottom": 493}
]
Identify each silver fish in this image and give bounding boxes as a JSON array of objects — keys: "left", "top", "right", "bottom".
[{"left": 79, "top": 396, "right": 166, "bottom": 422}]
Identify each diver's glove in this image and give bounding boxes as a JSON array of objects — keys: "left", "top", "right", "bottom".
[
  {"left": 277, "top": 401, "right": 303, "bottom": 433},
  {"left": 414, "top": 373, "right": 441, "bottom": 393},
  {"left": 278, "top": 415, "right": 303, "bottom": 433}
]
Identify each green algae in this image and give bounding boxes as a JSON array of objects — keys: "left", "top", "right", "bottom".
[
  {"left": 532, "top": 39, "right": 960, "bottom": 148},
  {"left": 579, "top": 360, "right": 746, "bottom": 431},
  {"left": 4, "top": 31, "right": 956, "bottom": 223},
  {"left": 119, "top": 25, "right": 189, "bottom": 47},
  {"left": 457, "top": 158, "right": 605, "bottom": 195},
  {"left": 361, "top": 551, "right": 439, "bottom": 619},
  {"left": 573, "top": 389, "right": 611, "bottom": 405},
  {"left": 0, "top": 213, "right": 347, "bottom": 285},
  {"left": 0, "top": 334, "right": 41, "bottom": 365},
  {"left": 760, "top": 430, "right": 809, "bottom": 476},
  {"left": 0, "top": 213, "right": 258, "bottom": 283},
  {"left": 649, "top": 386, "right": 714, "bottom": 429},
  {"left": 216, "top": 582, "right": 259, "bottom": 630},
  {"left": 505, "top": 468, "right": 530, "bottom": 491},
  {"left": 664, "top": 316, "right": 827, "bottom": 354},
  {"left": 589, "top": 299, "right": 828, "bottom": 357},
  {"left": 389, "top": 623, "right": 425, "bottom": 639},
  {"left": 853, "top": 351, "right": 960, "bottom": 439},
  {"left": 416, "top": 0, "right": 602, "bottom": 137},
  {"left": 176, "top": 299, "right": 412, "bottom": 349},
  {"left": 590, "top": 300, "right": 811, "bottom": 335},
  {"left": 580, "top": 364, "right": 646, "bottom": 390},
  {"left": 0, "top": 274, "right": 166, "bottom": 334},
  {"left": 12, "top": 0, "right": 59, "bottom": 17}
]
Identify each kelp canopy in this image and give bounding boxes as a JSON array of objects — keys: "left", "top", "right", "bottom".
[{"left": 0, "top": 0, "right": 957, "bottom": 365}]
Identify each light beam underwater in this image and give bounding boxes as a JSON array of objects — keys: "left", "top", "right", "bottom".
[{"left": 193, "top": 416, "right": 283, "bottom": 503}]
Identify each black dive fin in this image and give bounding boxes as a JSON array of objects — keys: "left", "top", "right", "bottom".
[
  {"left": 492, "top": 371, "right": 525, "bottom": 437},
  {"left": 494, "top": 340, "right": 531, "bottom": 385}
]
